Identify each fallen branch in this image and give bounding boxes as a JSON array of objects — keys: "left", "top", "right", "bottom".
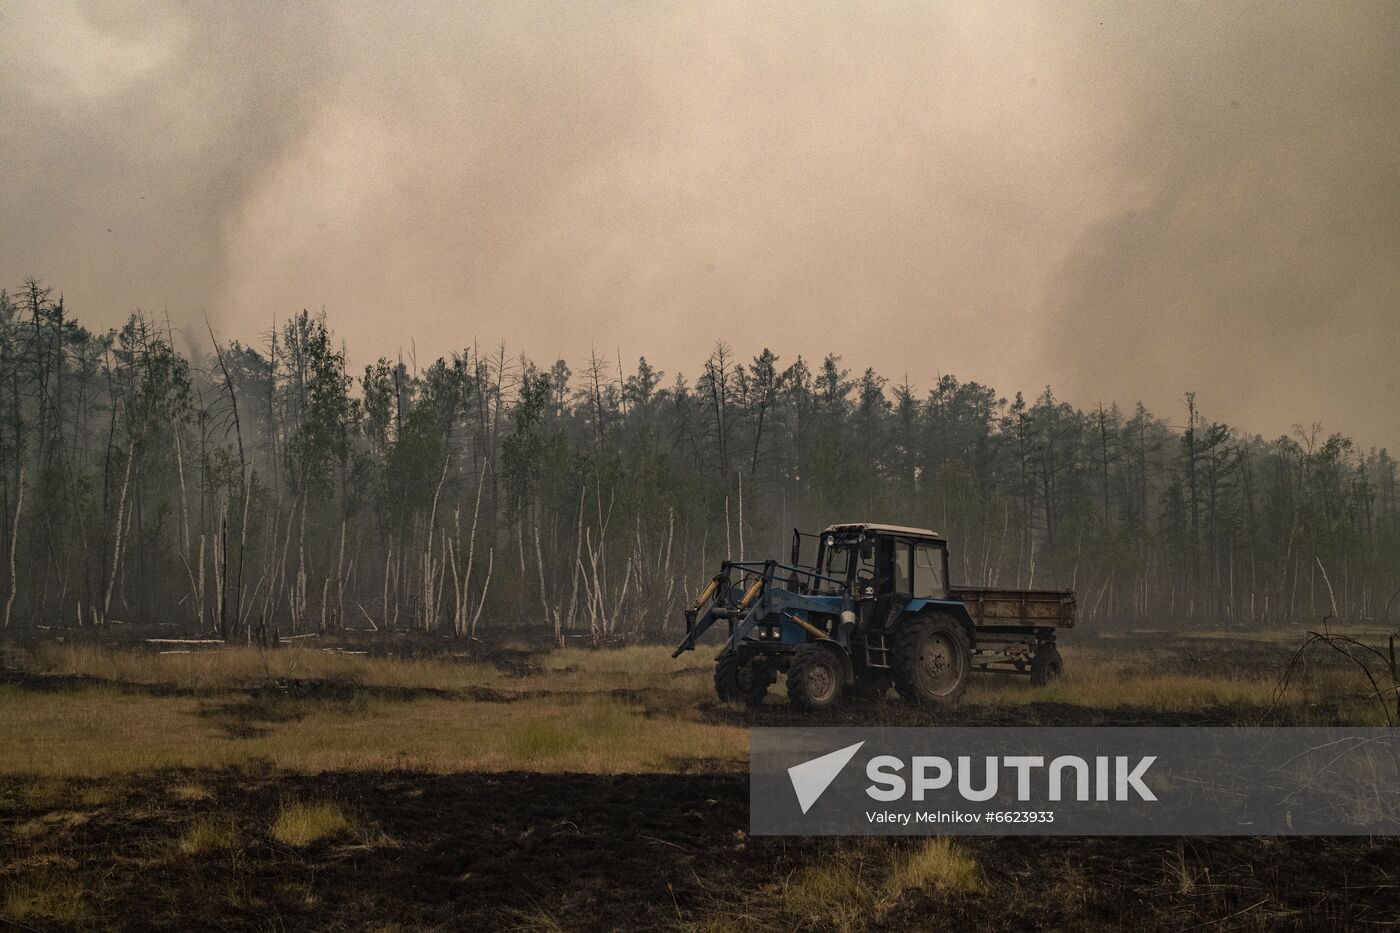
[{"left": 1267, "top": 621, "right": 1399, "bottom": 727}]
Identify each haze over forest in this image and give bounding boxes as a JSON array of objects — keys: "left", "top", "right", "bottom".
[{"left": 3, "top": 1, "right": 1398, "bottom": 447}]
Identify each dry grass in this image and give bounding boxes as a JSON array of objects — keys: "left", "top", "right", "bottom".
[
  {"left": 3, "top": 873, "right": 92, "bottom": 923},
  {"left": 778, "top": 848, "right": 874, "bottom": 933},
  {"left": 1151, "top": 625, "right": 1391, "bottom": 643},
  {"left": 1, "top": 637, "right": 1388, "bottom": 780},
  {"left": 0, "top": 687, "right": 747, "bottom": 776},
  {"left": 964, "top": 644, "right": 1391, "bottom": 722},
  {"left": 1052, "top": 856, "right": 1091, "bottom": 914},
  {"left": 271, "top": 801, "right": 349, "bottom": 846},
  {"left": 18, "top": 641, "right": 502, "bottom": 691},
  {"left": 20, "top": 637, "right": 1369, "bottom": 714},
  {"left": 770, "top": 839, "right": 982, "bottom": 932},
  {"left": 0, "top": 645, "right": 742, "bottom": 777},
  {"left": 969, "top": 667, "right": 1281, "bottom": 709},
  {"left": 169, "top": 782, "right": 213, "bottom": 801},
  {"left": 503, "top": 908, "right": 571, "bottom": 932},
  {"left": 16, "top": 640, "right": 712, "bottom": 694},
  {"left": 1166, "top": 844, "right": 1205, "bottom": 896},
  {"left": 177, "top": 816, "right": 242, "bottom": 855},
  {"left": 544, "top": 644, "right": 696, "bottom": 678},
  {"left": 878, "top": 837, "right": 982, "bottom": 903},
  {"left": 11, "top": 810, "right": 91, "bottom": 838},
  {"left": 14, "top": 777, "right": 68, "bottom": 809},
  {"left": 76, "top": 782, "right": 121, "bottom": 806},
  {"left": 25, "top": 636, "right": 1373, "bottom": 715}
]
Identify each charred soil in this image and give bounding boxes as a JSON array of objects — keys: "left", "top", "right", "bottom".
[{"left": 2, "top": 768, "right": 1398, "bottom": 931}]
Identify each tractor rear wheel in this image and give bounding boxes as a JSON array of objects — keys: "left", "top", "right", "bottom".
[
  {"left": 893, "top": 615, "right": 970, "bottom": 706},
  {"left": 1030, "top": 643, "right": 1063, "bottom": 687},
  {"left": 714, "top": 652, "right": 770, "bottom": 706},
  {"left": 786, "top": 644, "right": 844, "bottom": 711}
]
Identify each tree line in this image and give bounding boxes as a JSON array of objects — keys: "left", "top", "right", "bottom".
[{"left": 2, "top": 278, "right": 1396, "bottom": 641}]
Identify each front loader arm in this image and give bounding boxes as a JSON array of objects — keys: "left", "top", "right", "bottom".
[
  {"left": 673, "top": 559, "right": 852, "bottom": 659},
  {"left": 672, "top": 602, "right": 723, "bottom": 658},
  {"left": 672, "top": 569, "right": 767, "bottom": 658},
  {"left": 717, "top": 597, "right": 765, "bottom": 659},
  {"left": 672, "top": 572, "right": 729, "bottom": 657}
]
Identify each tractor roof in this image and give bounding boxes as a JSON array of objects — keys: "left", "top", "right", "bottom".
[{"left": 822, "top": 522, "right": 945, "bottom": 541}]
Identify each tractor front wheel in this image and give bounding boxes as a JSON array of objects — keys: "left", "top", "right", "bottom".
[
  {"left": 714, "top": 652, "right": 771, "bottom": 706},
  {"left": 893, "top": 615, "right": 970, "bottom": 706},
  {"left": 786, "top": 644, "right": 845, "bottom": 711}
]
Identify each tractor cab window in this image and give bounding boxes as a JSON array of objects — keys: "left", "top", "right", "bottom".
[
  {"left": 855, "top": 542, "right": 877, "bottom": 587},
  {"left": 823, "top": 541, "right": 854, "bottom": 582},
  {"left": 914, "top": 543, "right": 946, "bottom": 598},
  {"left": 891, "top": 540, "right": 912, "bottom": 593},
  {"left": 820, "top": 534, "right": 874, "bottom": 591}
]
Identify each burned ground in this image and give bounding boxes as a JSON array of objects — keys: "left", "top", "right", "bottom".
[
  {"left": 2, "top": 768, "right": 1397, "bottom": 931},
  {"left": 2, "top": 629, "right": 1399, "bottom": 930}
]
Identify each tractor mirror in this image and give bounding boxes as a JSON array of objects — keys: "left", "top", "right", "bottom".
[
  {"left": 860, "top": 538, "right": 875, "bottom": 559},
  {"left": 791, "top": 529, "right": 801, "bottom": 566}
]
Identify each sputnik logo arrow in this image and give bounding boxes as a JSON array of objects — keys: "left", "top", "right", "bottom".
[{"left": 788, "top": 741, "right": 865, "bottom": 814}]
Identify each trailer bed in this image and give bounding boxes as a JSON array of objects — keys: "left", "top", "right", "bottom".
[{"left": 949, "top": 585, "right": 1076, "bottom": 630}]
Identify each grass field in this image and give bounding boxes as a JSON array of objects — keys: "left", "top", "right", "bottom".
[{"left": 2, "top": 629, "right": 1398, "bottom": 930}]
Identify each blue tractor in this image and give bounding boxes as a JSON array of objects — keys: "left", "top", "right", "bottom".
[{"left": 673, "top": 523, "right": 1074, "bottom": 710}]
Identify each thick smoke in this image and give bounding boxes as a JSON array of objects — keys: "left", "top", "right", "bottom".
[
  {"left": 1, "top": 1, "right": 333, "bottom": 321},
  {"left": 1046, "top": 3, "right": 1400, "bottom": 444},
  {"left": 1, "top": 2, "right": 1396, "bottom": 443}
]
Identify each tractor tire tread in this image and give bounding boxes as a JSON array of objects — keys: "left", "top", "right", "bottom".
[
  {"left": 893, "top": 614, "right": 970, "bottom": 706},
  {"left": 786, "top": 643, "right": 843, "bottom": 712},
  {"left": 714, "top": 651, "right": 770, "bottom": 706},
  {"left": 1030, "top": 643, "right": 1063, "bottom": 687}
]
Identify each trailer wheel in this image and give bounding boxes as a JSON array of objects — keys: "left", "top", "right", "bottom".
[
  {"left": 714, "top": 652, "right": 770, "bottom": 706},
  {"left": 893, "top": 615, "right": 969, "bottom": 706},
  {"left": 787, "top": 644, "right": 844, "bottom": 711},
  {"left": 1030, "top": 644, "right": 1063, "bottom": 687}
]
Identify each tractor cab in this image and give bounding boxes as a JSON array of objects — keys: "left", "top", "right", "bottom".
[{"left": 797, "top": 523, "right": 951, "bottom": 628}]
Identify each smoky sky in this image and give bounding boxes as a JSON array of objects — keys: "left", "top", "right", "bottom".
[{"left": 3, "top": 1, "right": 1397, "bottom": 446}]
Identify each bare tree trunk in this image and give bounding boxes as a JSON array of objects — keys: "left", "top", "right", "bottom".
[
  {"left": 3, "top": 467, "right": 23, "bottom": 629},
  {"left": 451, "top": 467, "right": 487, "bottom": 636},
  {"left": 448, "top": 533, "right": 462, "bottom": 633},
  {"left": 199, "top": 533, "right": 209, "bottom": 634},
  {"left": 1316, "top": 556, "right": 1340, "bottom": 621},
  {"left": 737, "top": 469, "right": 744, "bottom": 560},
  {"left": 334, "top": 519, "right": 346, "bottom": 632},
  {"left": 469, "top": 548, "right": 494, "bottom": 639},
  {"left": 174, "top": 426, "right": 208, "bottom": 632},
  {"left": 295, "top": 480, "right": 308, "bottom": 633},
  {"left": 422, "top": 452, "right": 451, "bottom": 631},
  {"left": 564, "top": 492, "right": 586, "bottom": 635},
  {"left": 102, "top": 446, "right": 135, "bottom": 624},
  {"left": 534, "top": 521, "right": 559, "bottom": 645},
  {"left": 383, "top": 541, "right": 394, "bottom": 631}
]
